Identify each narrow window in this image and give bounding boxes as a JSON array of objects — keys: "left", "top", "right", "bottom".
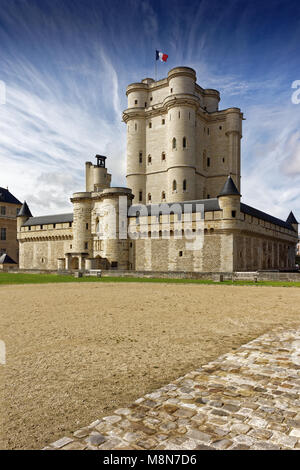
[
  {"left": 161, "top": 191, "right": 166, "bottom": 200},
  {"left": 150, "top": 97, "right": 153, "bottom": 101},
  {"left": 207, "top": 194, "right": 210, "bottom": 199},
  {"left": 134, "top": 99, "right": 138, "bottom": 104},
  {"left": 183, "top": 179, "right": 187, "bottom": 191},
  {"left": 69, "top": 222, "right": 72, "bottom": 227},
  {"left": 207, "top": 157, "right": 210, "bottom": 167},
  {"left": 183, "top": 137, "right": 187, "bottom": 148},
  {"left": 145, "top": 102, "right": 147, "bottom": 107},
  {"left": 85, "top": 242, "right": 88, "bottom": 249},
  {"left": 219, "top": 126, "right": 222, "bottom": 130},
  {"left": 139, "top": 152, "right": 142, "bottom": 163},
  {"left": 161, "top": 152, "right": 166, "bottom": 161},
  {"left": 0, "top": 206, "right": 5, "bottom": 215},
  {"left": 162, "top": 118, "right": 165, "bottom": 125},
  {"left": 170, "top": 88, "right": 173, "bottom": 93},
  {"left": 135, "top": 123, "right": 137, "bottom": 131},
  {"left": 178, "top": 111, "right": 180, "bottom": 118},
  {"left": 0, "top": 228, "right": 6, "bottom": 240},
  {"left": 222, "top": 157, "right": 225, "bottom": 163},
  {"left": 86, "top": 223, "right": 88, "bottom": 229},
  {"left": 179, "top": 251, "right": 183, "bottom": 257},
  {"left": 207, "top": 128, "right": 210, "bottom": 135},
  {"left": 148, "top": 154, "right": 151, "bottom": 164},
  {"left": 148, "top": 193, "right": 152, "bottom": 202},
  {"left": 53, "top": 224, "right": 56, "bottom": 228},
  {"left": 172, "top": 137, "right": 176, "bottom": 149},
  {"left": 139, "top": 191, "right": 142, "bottom": 202},
  {"left": 136, "top": 211, "right": 140, "bottom": 224},
  {"left": 40, "top": 225, "right": 43, "bottom": 229},
  {"left": 149, "top": 122, "right": 152, "bottom": 128},
  {"left": 232, "top": 210, "right": 236, "bottom": 218},
  {"left": 172, "top": 180, "right": 177, "bottom": 191}
]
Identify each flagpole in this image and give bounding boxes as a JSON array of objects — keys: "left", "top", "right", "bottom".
[{"left": 155, "top": 50, "right": 157, "bottom": 81}]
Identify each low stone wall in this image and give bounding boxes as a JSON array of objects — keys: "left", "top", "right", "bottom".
[{"left": 3, "top": 268, "right": 300, "bottom": 282}]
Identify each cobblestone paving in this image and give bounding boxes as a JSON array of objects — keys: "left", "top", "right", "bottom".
[{"left": 45, "top": 327, "right": 300, "bottom": 450}]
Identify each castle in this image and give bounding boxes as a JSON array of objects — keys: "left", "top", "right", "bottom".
[{"left": 17, "top": 67, "right": 298, "bottom": 273}]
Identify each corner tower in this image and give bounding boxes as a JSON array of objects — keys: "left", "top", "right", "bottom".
[{"left": 123, "top": 66, "right": 243, "bottom": 204}]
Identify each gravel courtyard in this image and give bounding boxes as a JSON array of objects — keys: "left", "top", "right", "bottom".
[{"left": 0, "top": 282, "right": 299, "bottom": 449}]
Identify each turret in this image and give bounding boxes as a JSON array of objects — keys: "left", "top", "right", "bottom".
[
  {"left": 85, "top": 155, "right": 111, "bottom": 192},
  {"left": 286, "top": 211, "right": 298, "bottom": 232},
  {"left": 217, "top": 176, "right": 241, "bottom": 220},
  {"left": 17, "top": 201, "right": 32, "bottom": 231}
]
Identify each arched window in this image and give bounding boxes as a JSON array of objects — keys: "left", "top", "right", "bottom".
[
  {"left": 148, "top": 193, "right": 152, "bottom": 202},
  {"left": 183, "top": 137, "right": 187, "bottom": 148},
  {"left": 95, "top": 217, "right": 100, "bottom": 233},
  {"left": 183, "top": 179, "right": 187, "bottom": 191},
  {"left": 172, "top": 180, "right": 177, "bottom": 192},
  {"left": 161, "top": 152, "right": 166, "bottom": 161},
  {"left": 161, "top": 191, "right": 166, "bottom": 201},
  {"left": 172, "top": 137, "right": 176, "bottom": 149}
]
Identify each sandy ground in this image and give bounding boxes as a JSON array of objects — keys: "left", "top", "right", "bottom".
[{"left": 0, "top": 282, "right": 299, "bottom": 450}]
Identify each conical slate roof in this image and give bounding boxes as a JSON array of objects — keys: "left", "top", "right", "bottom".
[
  {"left": 218, "top": 176, "right": 240, "bottom": 197},
  {"left": 18, "top": 201, "right": 32, "bottom": 218},
  {"left": 286, "top": 211, "right": 298, "bottom": 225},
  {"left": 0, "top": 253, "right": 17, "bottom": 264}
]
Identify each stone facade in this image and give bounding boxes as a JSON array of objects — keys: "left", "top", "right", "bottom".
[
  {"left": 17, "top": 67, "right": 299, "bottom": 273},
  {"left": 0, "top": 187, "right": 22, "bottom": 264}
]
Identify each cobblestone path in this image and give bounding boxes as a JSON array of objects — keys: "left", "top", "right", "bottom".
[{"left": 45, "top": 327, "right": 300, "bottom": 450}]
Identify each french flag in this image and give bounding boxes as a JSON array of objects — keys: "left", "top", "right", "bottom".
[{"left": 156, "top": 50, "right": 168, "bottom": 62}]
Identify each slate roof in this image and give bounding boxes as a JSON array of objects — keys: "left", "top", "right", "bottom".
[
  {"left": 129, "top": 199, "right": 220, "bottom": 217},
  {"left": 218, "top": 176, "right": 240, "bottom": 197},
  {"left": 18, "top": 201, "right": 32, "bottom": 218},
  {"left": 0, "top": 253, "right": 17, "bottom": 264},
  {"left": 286, "top": 211, "right": 298, "bottom": 225},
  {"left": 240, "top": 203, "right": 295, "bottom": 231},
  {"left": 0, "top": 187, "right": 22, "bottom": 205},
  {"left": 22, "top": 213, "right": 73, "bottom": 227}
]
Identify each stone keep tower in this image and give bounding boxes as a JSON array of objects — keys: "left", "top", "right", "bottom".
[{"left": 123, "top": 66, "right": 243, "bottom": 204}]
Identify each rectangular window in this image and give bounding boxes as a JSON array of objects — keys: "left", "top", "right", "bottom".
[
  {"left": 53, "top": 223, "right": 56, "bottom": 228},
  {"left": 162, "top": 119, "right": 165, "bottom": 125},
  {"left": 232, "top": 210, "right": 236, "bottom": 218},
  {"left": 207, "top": 157, "right": 210, "bottom": 167},
  {"left": 111, "top": 261, "right": 118, "bottom": 268},
  {"left": 86, "top": 223, "right": 88, "bottom": 229},
  {"left": 139, "top": 191, "right": 142, "bottom": 202},
  {"left": 69, "top": 222, "right": 72, "bottom": 227},
  {"left": 0, "top": 206, "right": 6, "bottom": 215},
  {"left": 84, "top": 242, "right": 88, "bottom": 249},
  {"left": 139, "top": 152, "right": 142, "bottom": 163},
  {"left": 0, "top": 228, "right": 6, "bottom": 240}
]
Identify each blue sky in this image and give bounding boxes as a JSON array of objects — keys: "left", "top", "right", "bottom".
[{"left": 0, "top": 0, "right": 299, "bottom": 221}]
